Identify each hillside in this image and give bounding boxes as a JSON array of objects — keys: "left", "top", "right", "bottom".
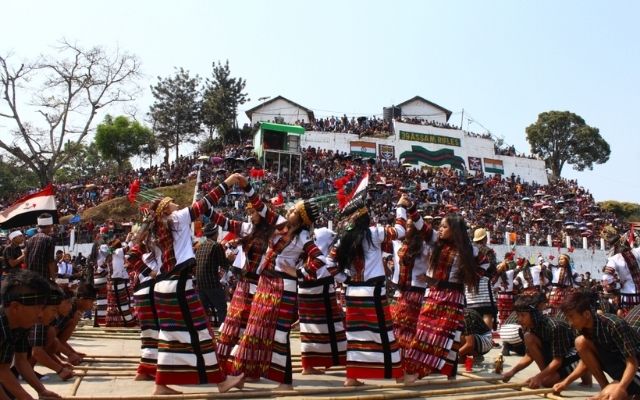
[{"left": 59, "top": 181, "right": 196, "bottom": 225}]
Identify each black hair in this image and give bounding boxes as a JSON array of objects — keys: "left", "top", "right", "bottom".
[
  {"left": 560, "top": 288, "right": 597, "bottom": 314},
  {"left": 430, "top": 213, "right": 478, "bottom": 290},
  {"left": 1, "top": 269, "right": 51, "bottom": 305},
  {"left": 335, "top": 212, "right": 373, "bottom": 272},
  {"left": 76, "top": 282, "right": 97, "bottom": 300},
  {"left": 513, "top": 294, "right": 541, "bottom": 312}
]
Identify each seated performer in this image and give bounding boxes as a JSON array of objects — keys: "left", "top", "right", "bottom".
[
  {"left": 554, "top": 289, "right": 640, "bottom": 399},
  {"left": 458, "top": 309, "right": 493, "bottom": 360},
  {"left": 502, "top": 294, "right": 587, "bottom": 389}
]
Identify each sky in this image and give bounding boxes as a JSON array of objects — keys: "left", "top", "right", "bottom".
[{"left": 1, "top": 0, "right": 638, "bottom": 202}]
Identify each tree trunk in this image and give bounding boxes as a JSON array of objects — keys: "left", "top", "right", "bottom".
[
  {"left": 163, "top": 145, "right": 169, "bottom": 165},
  {"left": 175, "top": 132, "right": 179, "bottom": 161}
]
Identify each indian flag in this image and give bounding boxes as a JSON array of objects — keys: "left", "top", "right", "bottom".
[
  {"left": 350, "top": 141, "right": 376, "bottom": 157},
  {"left": 483, "top": 158, "right": 504, "bottom": 174}
]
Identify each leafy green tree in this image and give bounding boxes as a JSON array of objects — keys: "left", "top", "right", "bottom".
[
  {"left": 526, "top": 111, "right": 610, "bottom": 178},
  {"left": 201, "top": 60, "right": 249, "bottom": 144},
  {"left": 0, "top": 157, "right": 38, "bottom": 199},
  {"left": 149, "top": 68, "right": 201, "bottom": 164},
  {"left": 599, "top": 201, "right": 640, "bottom": 222},
  {"left": 94, "top": 115, "right": 154, "bottom": 170},
  {"left": 54, "top": 142, "right": 126, "bottom": 183},
  {"left": 0, "top": 40, "right": 140, "bottom": 186}
]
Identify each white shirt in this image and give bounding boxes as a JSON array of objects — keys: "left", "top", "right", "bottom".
[
  {"left": 170, "top": 207, "right": 196, "bottom": 265},
  {"left": 111, "top": 247, "right": 128, "bottom": 279},
  {"left": 602, "top": 247, "right": 640, "bottom": 294},
  {"left": 57, "top": 261, "right": 73, "bottom": 277}
]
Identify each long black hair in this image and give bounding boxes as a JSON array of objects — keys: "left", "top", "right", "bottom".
[
  {"left": 402, "top": 219, "right": 430, "bottom": 266},
  {"left": 335, "top": 212, "right": 374, "bottom": 272},
  {"left": 239, "top": 213, "right": 277, "bottom": 253},
  {"left": 430, "top": 213, "right": 478, "bottom": 289}
]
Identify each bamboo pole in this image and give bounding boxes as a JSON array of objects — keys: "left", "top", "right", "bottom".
[
  {"left": 81, "top": 358, "right": 139, "bottom": 364},
  {"left": 454, "top": 388, "right": 554, "bottom": 400},
  {"left": 85, "top": 354, "right": 140, "bottom": 359},
  {"left": 75, "top": 371, "right": 137, "bottom": 377},
  {"left": 72, "top": 334, "right": 140, "bottom": 340},
  {"left": 315, "top": 382, "right": 529, "bottom": 400},
  {"left": 71, "top": 359, "right": 91, "bottom": 396},
  {"left": 75, "top": 366, "right": 138, "bottom": 371}
]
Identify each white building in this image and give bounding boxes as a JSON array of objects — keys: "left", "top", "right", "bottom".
[{"left": 245, "top": 95, "right": 315, "bottom": 125}]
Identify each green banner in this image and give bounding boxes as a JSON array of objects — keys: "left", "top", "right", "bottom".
[{"left": 399, "top": 130, "right": 461, "bottom": 147}]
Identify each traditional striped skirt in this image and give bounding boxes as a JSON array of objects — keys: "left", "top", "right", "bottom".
[
  {"left": 93, "top": 273, "right": 108, "bottom": 327},
  {"left": 133, "top": 279, "right": 158, "bottom": 377},
  {"left": 404, "top": 285, "right": 465, "bottom": 378},
  {"left": 473, "top": 331, "right": 494, "bottom": 356},
  {"left": 391, "top": 287, "right": 425, "bottom": 355},
  {"left": 336, "top": 282, "right": 347, "bottom": 313},
  {"left": 499, "top": 322, "right": 523, "bottom": 346},
  {"left": 496, "top": 292, "right": 515, "bottom": 327},
  {"left": 465, "top": 276, "right": 496, "bottom": 311},
  {"left": 231, "top": 271, "right": 298, "bottom": 384},
  {"left": 620, "top": 292, "right": 640, "bottom": 316},
  {"left": 299, "top": 276, "right": 347, "bottom": 369},
  {"left": 154, "top": 260, "right": 225, "bottom": 385},
  {"left": 547, "top": 286, "right": 570, "bottom": 317},
  {"left": 106, "top": 278, "right": 137, "bottom": 327},
  {"left": 344, "top": 279, "right": 403, "bottom": 380},
  {"left": 216, "top": 274, "right": 258, "bottom": 374}
]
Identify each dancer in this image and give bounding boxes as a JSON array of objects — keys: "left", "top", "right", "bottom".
[
  {"left": 388, "top": 216, "right": 433, "bottom": 361},
  {"left": 602, "top": 233, "right": 640, "bottom": 317},
  {"left": 547, "top": 254, "right": 579, "bottom": 317},
  {"left": 298, "top": 227, "right": 347, "bottom": 375},
  {"left": 333, "top": 179, "right": 411, "bottom": 386},
  {"left": 513, "top": 257, "right": 549, "bottom": 296},
  {"left": 231, "top": 174, "right": 326, "bottom": 390},
  {"left": 493, "top": 255, "right": 517, "bottom": 327},
  {"left": 92, "top": 244, "right": 110, "bottom": 327},
  {"left": 465, "top": 228, "right": 498, "bottom": 330},
  {"left": 403, "top": 214, "right": 479, "bottom": 383},
  {"left": 129, "top": 243, "right": 162, "bottom": 381},
  {"left": 105, "top": 238, "right": 136, "bottom": 327},
  {"left": 207, "top": 189, "right": 281, "bottom": 373},
  {"left": 147, "top": 174, "right": 245, "bottom": 395}
]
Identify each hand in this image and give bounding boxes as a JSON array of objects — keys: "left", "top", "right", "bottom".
[
  {"left": 397, "top": 194, "right": 411, "bottom": 208},
  {"left": 416, "top": 273, "right": 427, "bottom": 284},
  {"left": 38, "top": 388, "right": 61, "bottom": 399},
  {"left": 57, "top": 366, "right": 74, "bottom": 380},
  {"left": 236, "top": 174, "right": 248, "bottom": 188},
  {"left": 527, "top": 374, "right": 543, "bottom": 389},
  {"left": 279, "top": 261, "right": 297, "bottom": 278},
  {"left": 223, "top": 174, "right": 238, "bottom": 187},
  {"left": 502, "top": 370, "right": 515, "bottom": 382},
  {"left": 594, "top": 382, "right": 627, "bottom": 400},
  {"left": 553, "top": 380, "right": 568, "bottom": 394}
]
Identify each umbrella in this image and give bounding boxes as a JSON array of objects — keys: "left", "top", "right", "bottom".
[
  {"left": 522, "top": 197, "right": 531, "bottom": 202},
  {"left": 565, "top": 225, "right": 575, "bottom": 230},
  {"left": 581, "top": 230, "right": 593, "bottom": 237},
  {"left": 198, "top": 155, "right": 209, "bottom": 161},
  {"left": 70, "top": 215, "right": 81, "bottom": 224},
  {"left": 212, "top": 156, "right": 223, "bottom": 164},
  {"left": 224, "top": 156, "right": 236, "bottom": 163},
  {"left": 536, "top": 218, "right": 546, "bottom": 222},
  {"left": 70, "top": 184, "right": 84, "bottom": 190},
  {"left": 555, "top": 200, "right": 565, "bottom": 205},
  {"left": 85, "top": 183, "right": 97, "bottom": 189},
  {"left": 215, "top": 168, "right": 227, "bottom": 174},
  {"left": 402, "top": 163, "right": 413, "bottom": 168},
  {"left": 541, "top": 205, "right": 553, "bottom": 210},
  {"left": 245, "top": 144, "right": 254, "bottom": 149},
  {"left": 534, "top": 191, "right": 545, "bottom": 197}
]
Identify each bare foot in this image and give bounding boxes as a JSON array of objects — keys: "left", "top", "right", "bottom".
[
  {"left": 301, "top": 367, "right": 325, "bottom": 375},
  {"left": 152, "top": 384, "right": 182, "bottom": 395},
  {"left": 344, "top": 378, "right": 364, "bottom": 387},
  {"left": 134, "top": 373, "right": 154, "bottom": 381},
  {"left": 218, "top": 373, "right": 244, "bottom": 393},
  {"left": 404, "top": 374, "right": 418, "bottom": 384},
  {"left": 274, "top": 383, "right": 293, "bottom": 391},
  {"left": 396, "top": 377, "right": 405, "bottom": 383}
]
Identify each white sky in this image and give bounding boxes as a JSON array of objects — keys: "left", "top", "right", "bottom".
[{"left": 1, "top": 0, "right": 638, "bottom": 202}]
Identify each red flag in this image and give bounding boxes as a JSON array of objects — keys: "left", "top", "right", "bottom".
[
  {"left": 128, "top": 179, "right": 140, "bottom": 204},
  {"left": 0, "top": 184, "right": 58, "bottom": 229}
]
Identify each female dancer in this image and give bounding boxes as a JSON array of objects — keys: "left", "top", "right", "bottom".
[
  {"left": 334, "top": 193, "right": 412, "bottom": 386},
  {"left": 231, "top": 175, "right": 326, "bottom": 390},
  {"left": 148, "top": 174, "right": 244, "bottom": 395},
  {"left": 403, "top": 214, "right": 479, "bottom": 382}
]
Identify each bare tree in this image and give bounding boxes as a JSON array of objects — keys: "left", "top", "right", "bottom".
[{"left": 0, "top": 40, "right": 141, "bottom": 185}]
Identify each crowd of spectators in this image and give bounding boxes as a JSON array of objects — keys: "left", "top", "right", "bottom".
[
  {"left": 294, "top": 115, "right": 392, "bottom": 138},
  {"left": 0, "top": 143, "right": 627, "bottom": 252}
]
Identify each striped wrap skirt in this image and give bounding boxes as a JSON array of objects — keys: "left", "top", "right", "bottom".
[
  {"left": 154, "top": 259, "right": 225, "bottom": 385},
  {"left": 298, "top": 276, "right": 347, "bottom": 369},
  {"left": 231, "top": 271, "right": 298, "bottom": 384},
  {"left": 496, "top": 292, "right": 515, "bottom": 327},
  {"left": 133, "top": 279, "right": 159, "bottom": 377},
  {"left": 345, "top": 278, "right": 403, "bottom": 380},
  {"left": 216, "top": 273, "right": 258, "bottom": 374},
  {"left": 403, "top": 284, "right": 465, "bottom": 378},
  {"left": 106, "top": 277, "right": 137, "bottom": 327},
  {"left": 93, "top": 272, "right": 108, "bottom": 326},
  {"left": 390, "top": 287, "right": 425, "bottom": 354}
]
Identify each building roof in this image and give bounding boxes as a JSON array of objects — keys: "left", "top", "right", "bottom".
[
  {"left": 245, "top": 95, "right": 315, "bottom": 122},
  {"left": 396, "top": 96, "right": 452, "bottom": 121}
]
